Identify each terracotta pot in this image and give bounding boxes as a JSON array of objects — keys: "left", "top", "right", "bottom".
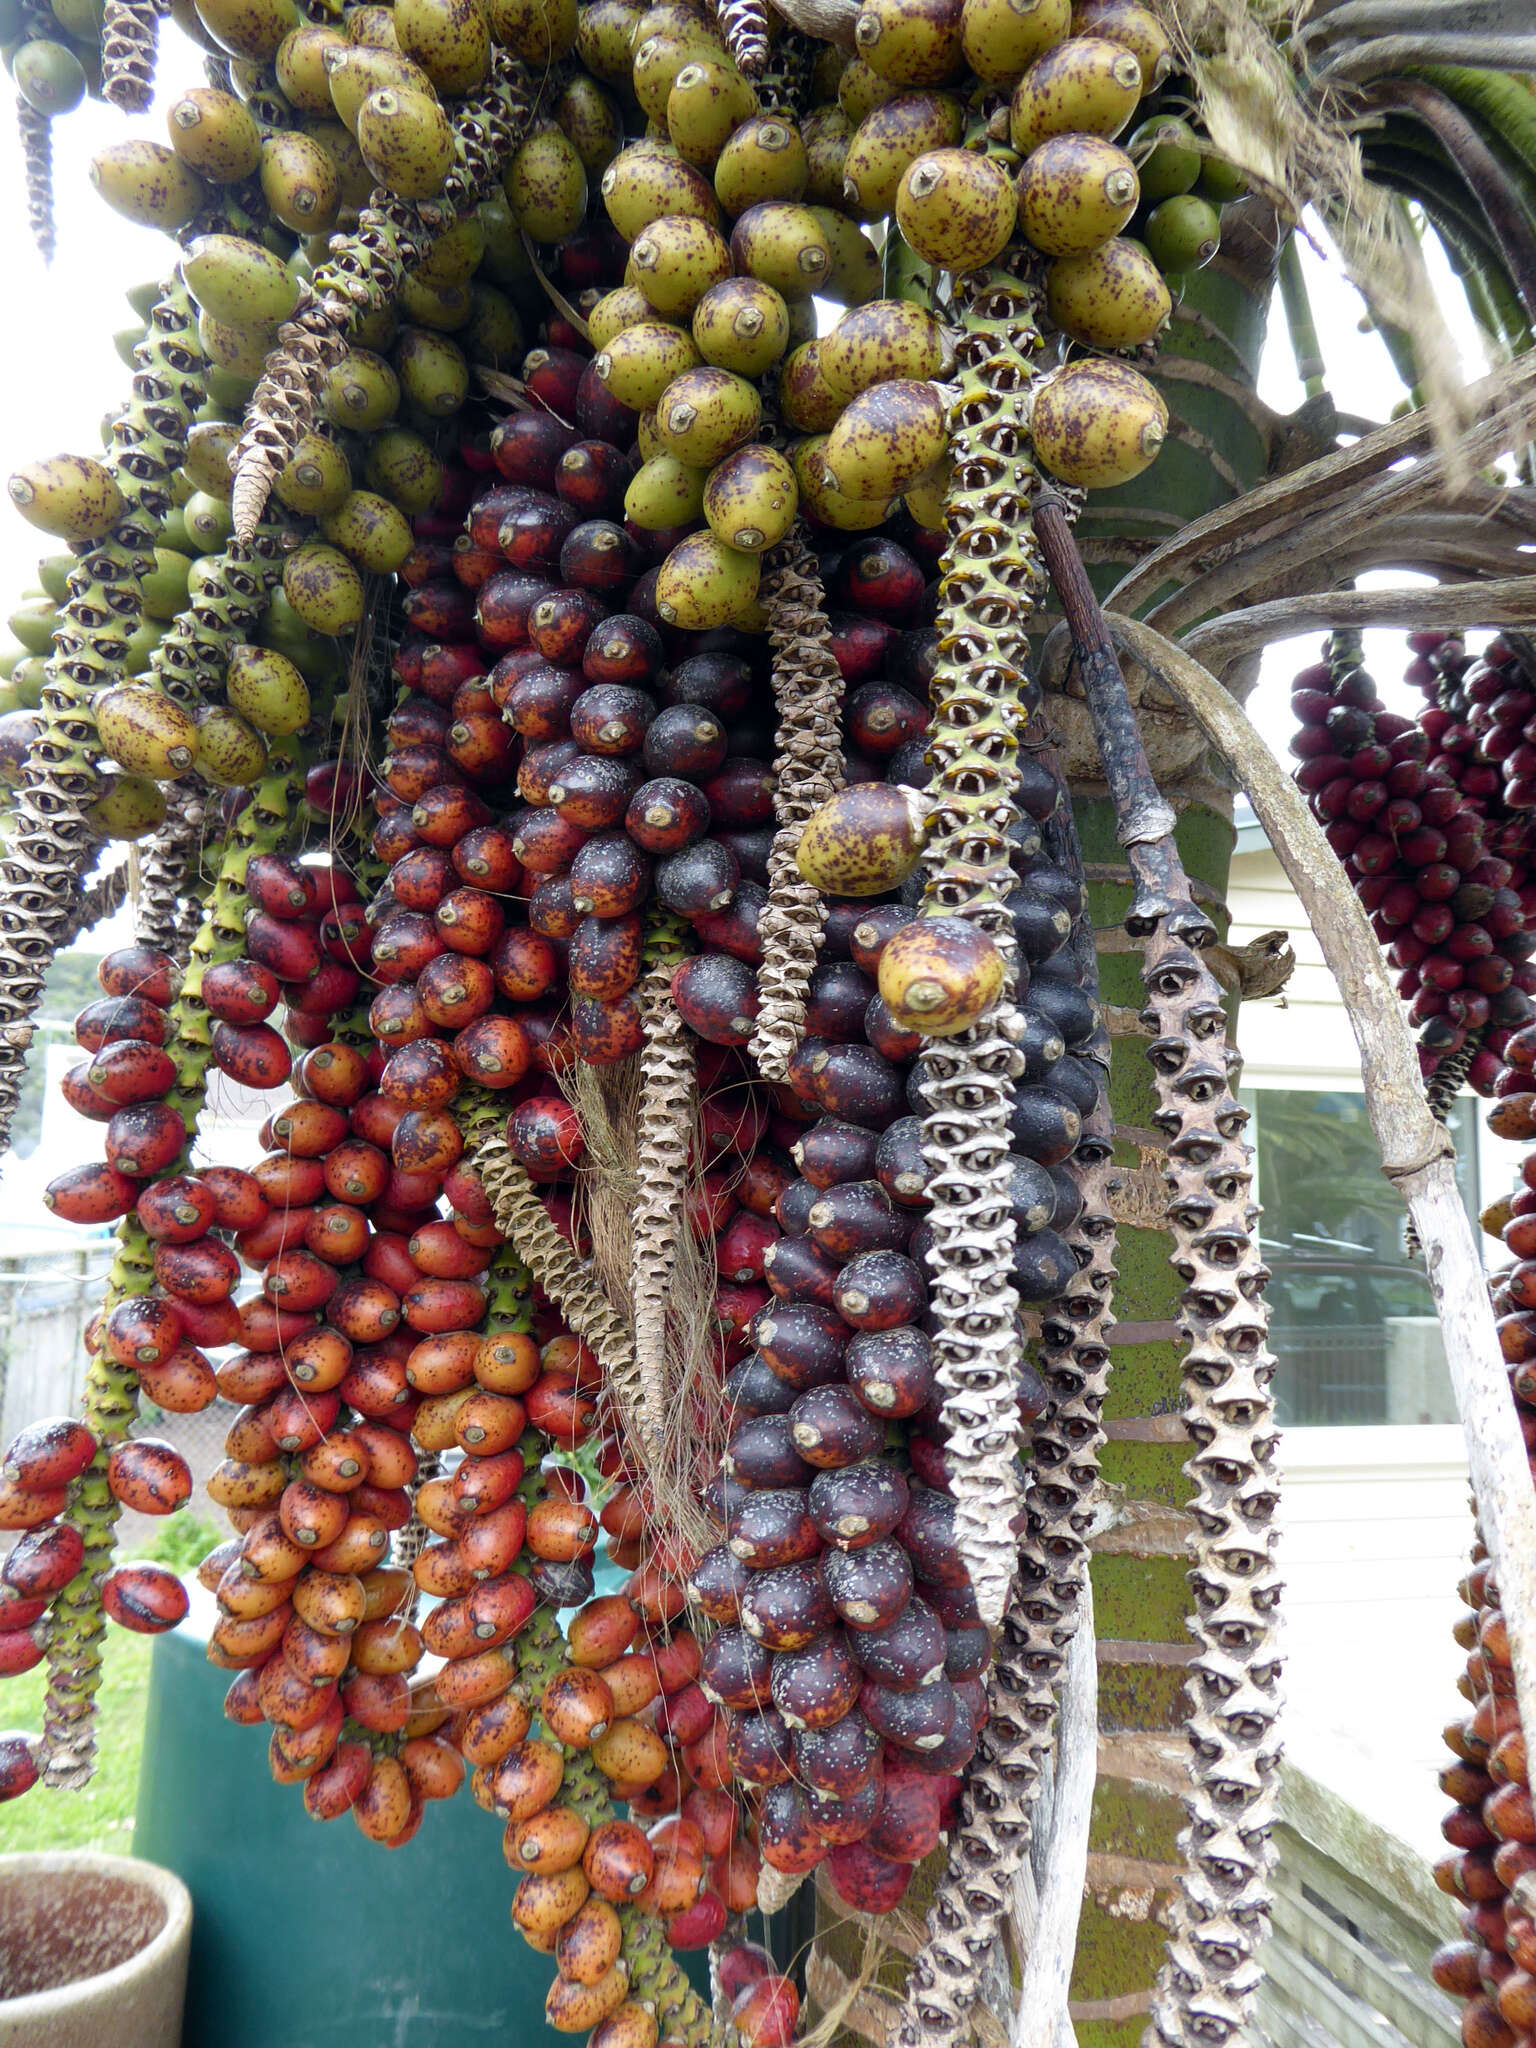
[{"left": 0, "top": 1851, "right": 191, "bottom": 2047}]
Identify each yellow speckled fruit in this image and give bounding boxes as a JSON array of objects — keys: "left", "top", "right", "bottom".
[
  {"left": 195, "top": 704, "right": 268, "bottom": 786},
  {"left": 1071, "top": 0, "right": 1171, "bottom": 89},
  {"left": 395, "top": 327, "right": 469, "bottom": 416},
  {"left": 824, "top": 378, "right": 948, "bottom": 497},
  {"left": 487, "top": 0, "right": 578, "bottom": 62},
  {"left": 960, "top": 0, "right": 1068, "bottom": 82},
  {"left": 838, "top": 54, "right": 900, "bottom": 121},
  {"left": 366, "top": 429, "right": 444, "bottom": 513},
  {"left": 259, "top": 130, "right": 341, "bottom": 232},
  {"left": 323, "top": 348, "right": 400, "bottom": 429},
  {"left": 594, "top": 320, "right": 701, "bottom": 411},
  {"left": 357, "top": 86, "right": 454, "bottom": 200},
  {"left": 692, "top": 276, "right": 790, "bottom": 376},
  {"left": 555, "top": 74, "right": 620, "bottom": 173},
  {"left": 507, "top": 126, "right": 588, "bottom": 242},
  {"left": 702, "top": 443, "right": 796, "bottom": 552},
  {"left": 821, "top": 299, "right": 944, "bottom": 398},
  {"left": 184, "top": 233, "right": 301, "bottom": 328},
  {"left": 576, "top": 0, "right": 644, "bottom": 81},
  {"left": 274, "top": 23, "right": 347, "bottom": 112},
  {"left": 778, "top": 340, "right": 845, "bottom": 433},
  {"left": 394, "top": 0, "right": 490, "bottom": 93},
  {"left": 714, "top": 114, "right": 807, "bottom": 213},
  {"left": 225, "top": 643, "right": 312, "bottom": 735},
  {"left": 166, "top": 86, "right": 263, "bottom": 179},
  {"left": 601, "top": 140, "right": 720, "bottom": 241},
  {"left": 1045, "top": 235, "right": 1171, "bottom": 347},
  {"left": 895, "top": 147, "right": 1016, "bottom": 273},
  {"left": 633, "top": 28, "right": 720, "bottom": 126},
  {"left": 96, "top": 685, "right": 199, "bottom": 778},
  {"left": 416, "top": 215, "right": 485, "bottom": 283},
  {"left": 1009, "top": 34, "right": 1143, "bottom": 153},
  {"left": 729, "top": 202, "right": 831, "bottom": 300},
  {"left": 8, "top": 455, "right": 124, "bottom": 543},
  {"left": 853, "top": 0, "right": 963, "bottom": 85},
  {"left": 797, "top": 783, "right": 929, "bottom": 895},
  {"left": 1030, "top": 356, "right": 1167, "bottom": 488},
  {"left": 320, "top": 489, "right": 413, "bottom": 572},
  {"left": 312, "top": 122, "right": 376, "bottom": 212},
  {"left": 1016, "top": 133, "right": 1137, "bottom": 255},
  {"left": 627, "top": 214, "right": 733, "bottom": 318},
  {"left": 904, "top": 449, "right": 951, "bottom": 528},
  {"left": 283, "top": 542, "right": 365, "bottom": 634},
  {"left": 90, "top": 141, "right": 205, "bottom": 230},
  {"left": 347, "top": 3, "right": 401, "bottom": 44},
  {"left": 88, "top": 774, "right": 168, "bottom": 841},
  {"left": 666, "top": 55, "right": 755, "bottom": 167},
  {"left": 324, "top": 44, "right": 433, "bottom": 132},
  {"left": 193, "top": 0, "right": 297, "bottom": 62},
  {"left": 654, "top": 366, "right": 761, "bottom": 468},
  {"left": 398, "top": 272, "right": 471, "bottom": 329},
  {"left": 624, "top": 454, "right": 707, "bottom": 528},
  {"left": 878, "top": 915, "right": 1005, "bottom": 1034},
  {"left": 273, "top": 431, "right": 353, "bottom": 515},
  {"left": 793, "top": 437, "right": 896, "bottom": 531},
  {"left": 803, "top": 106, "right": 852, "bottom": 207},
  {"left": 588, "top": 286, "right": 652, "bottom": 350},
  {"left": 655, "top": 533, "right": 759, "bottom": 629},
  {"left": 810, "top": 207, "right": 883, "bottom": 306},
  {"left": 842, "top": 90, "right": 962, "bottom": 220},
  {"left": 198, "top": 309, "right": 272, "bottom": 382}
]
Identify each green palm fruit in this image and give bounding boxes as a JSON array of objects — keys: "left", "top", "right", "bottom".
[
  {"left": 259, "top": 590, "right": 341, "bottom": 682},
  {"left": 654, "top": 366, "right": 761, "bottom": 468},
  {"left": 394, "top": 328, "right": 469, "bottom": 416},
  {"left": 352, "top": 302, "right": 400, "bottom": 352},
  {"left": 506, "top": 126, "right": 588, "bottom": 242},
  {"left": 655, "top": 532, "right": 758, "bottom": 630},
  {"left": 308, "top": 121, "right": 378, "bottom": 212},
  {"left": 9, "top": 648, "right": 50, "bottom": 696},
  {"left": 90, "top": 142, "right": 206, "bottom": 232},
  {"left": 225, "top": 643, "right": 312, "bottom": 734},
  {"left": 475, "top": 198, "right": 533, "bottom": 286},
  {"left": 904, "top": 450, "right": 950, "bottom": 529},
  {"left": 123, "top": 617, "right": 169, "bottom": 676},
  {"left": 8, "top": 456, "right": 125, "bottom": 544},
  {"left": 576, "top": 0, "right": 646, "bottom": 83},
  {"left": 274, "top": 431, "right": 353, "bottom": 515},
  {"left": 324, "top": 43, "right": 433, "bottom": 131},
  {"left": 1009, "top": 35, "right": 1143, "bottom": 153},
  {"left": 821, "top": 299, "right": 944, "bottom": 398},
  {"left": 838, "top": 55, "right": 900, "bottom": 121},
  {"left": 193, "top": 0, "right": 298, "bottom": 61},
  {"left": 842, "top": 91, "right": 962, "bottom": 219},
  {"left": 14, "top": 38, "right": 86, "bottom": 114},
  {"left": 125, "top": 281, "right": 160, "bottom": 321},
  {"left": 194, "top": 703, "right": 268, "bottom": 785},
  {"left": 693, "top": 276, "right": 790, "bottom": 376},
  {"left": 260, "top": 130, "right": 341, "bottom": 232},
  {"left": 628, "top": 215, "right": 733, "bottom": 320},
  {"left": 1126, "top": 113, "right": 1200, "bottom": 203},
  {"left": 113, "top": 327, "right": 144, "bottom": 370},
  {"left": 728, "top": 202, "right": 831, "bottom": 299},
  {"left": 283, "top": 544, "right": 364, "bottom": 635},
  {"left": 810, "top": 207, "right": 882, "bottom": 306},
  {"left": 778, "top": 340, "right": 846, "bottom": 433},
  {"left": 197, "top": 309, "right": 274, "bottom": 382},
  {"left": 320, "top": 490, "right": 413, "bottom": 573},
  {"left": 554, "top": 73, "right": 620, "bottom": 174},
  {"left": 47, "top": 0, "right": 99, "bottom": 40},
  {"left": 364, "top": 429, "right": 444, "bottom": 514},
  {"left": 1016, "top": 133, "right": 1138, "bottom": 255},
  {"left": 590, "top": 287, "right": 653, "bottom": 350},
  {"left": 1071, "top": 0, "right": 1171, "bottom": 89},
  {"left": 666, "top": 55, "right": 754, "bottom": 167},
  {"left": 601, "top": 140, "right": 720, "bottom": 243},
  {"left": 141, "top": 549, "right": 194, "bottom": 621},
  {"left": 487, "top": 0, "right": 578, "bottom": 63},
  {"left": 36, "top": 556, "right": 73, "bottom": 604},
  {"left": 205, "top": 366, "right": 259, "bottom": 411},
  {"left": 184, "top": 234, "right": 301, "bottom": 328},
  {"left": 347, "top": 3, "right": 399, "bottom": 43},
  {"left": 394, "top": 0, "right": 490, "bottom": 94},
  {"left": 184, "top": 491, "right": 235, "bottom": 548},
  {"left": 803, "top": 107, "right": 853, "bottom": 208},
  {"left": 1045, "top": 234, "right": 1171, "bottom": 347},
  {"left": 88, "top": 774, "right": 168, "bottom": 839},
  {"left": 624, "top": 454, "right": 708, "bottom": 530},
  {"left": 895, "top": 148, "right": 1017, "bottom": 271},
  {"left": 397, "top": 273, "right": 471, "bottom": 329},
  {"left": 274, "top": 22, "right": 348, "bottom": 112},
  {"left": 633, "top": 28, "right": 721, "bottom": 126},
  {"left": 322, "top": 348, "right": 400, "bottom": 430},
  {"left": 823, "top": 377, "right": 947, "bottom": 497},
  {"left": 417, "top": 216, "right": 485, "bottom": 284},
  {"left": 853, "top": 0, "right": 964, "bottom": 87},
  {"left": 97, "top": 685, "right": 199, "bottom": 777},
  {"left": 357, "top": 86, "right": 454, "bottom": 200},
  {"left": 1030, "top": 356, "right": 1167, "bottom": 488},
  {"left": 1196, "top": 154, "right": 1247, "bottom": 203},
  {"left": 158, "top": 508, "right": 192, "bottom": 554},
  {"left": 464, "top": 287, "right": 523, "bottom": 369},
  {"left": 594, "top": 320, "right": 702, "bottom": 412},
  {"left": 166, "top": 86, "right": 263, "bottom": 179},
  {"left": 714, "top": 115, "right": 808, "bottom": 213},
  {"left": 960, "top": 0, "right": 1067, "bottom": 82},
  {"left": 1143, "top": 191, "right": 1221, "bottom": 273},
  {"left": 702, "top": 443, "right": 796, "bottom": 553}
]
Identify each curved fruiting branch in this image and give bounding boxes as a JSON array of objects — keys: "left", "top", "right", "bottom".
[
  {"left": 630, "top": 915, "right": 696, "bottom": 1451},
  {"left": 1178, "top": 573, "right": 1536, "bottom": 671}
]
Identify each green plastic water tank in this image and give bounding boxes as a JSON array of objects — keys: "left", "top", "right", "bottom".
[{"left": 133, "top": 1586, "right": 710, "bottom": 2047}]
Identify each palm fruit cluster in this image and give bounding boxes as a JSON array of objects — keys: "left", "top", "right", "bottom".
[{"left": 1290, "top": 632, "right": 1536, "bottom": 1100}]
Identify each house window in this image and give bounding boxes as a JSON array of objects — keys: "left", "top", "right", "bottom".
[{"left": 1239, "top": 1086, "right": 1480, "bottom": 1427}]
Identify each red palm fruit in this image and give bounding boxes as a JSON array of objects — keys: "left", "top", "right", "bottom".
[
  {"left": 99, "top": 945, "right": 179, "bottom": 1005},
  {"left": 59, "top": 1062, "right": 118, "bottom": 1121},
  {"left": 527, "top": 1493, "right": 599, "bottom": 1563},
  {"left": 452, "top": 1445, "right": 526, "bottom": 1517},
  {"left": 730, "top": 1974, "right": 801, "bottom": 2046},
  {"left": 401, "top": 1276, "right": 482, "bottom": 1336},
  {"left": 5, "top": 1417, "right": 96, "bottom": 1490},
  {"left": 0, "top": 1479, "right": 65, "bottom": 1530},
  {"left": 309, "top": 1513, "right": 391, "bottom": 1576},
  {"left": 279, "top": 1479, "right": 351, "bottom": 1551},
  {"left": 352, "top": 1755, "right": 414, "bottom": 1843},
  {"left": 281, "top": 1328, "right": 353, "bottom": 1398},
  {"left": 154, "top": 1236, "right": 241, "bottom": 1304},
  {"left": 136, "top": 1174, "right": 220, "bottom": 1244},
  {"left": 566, "top": 1594, "right": 639, "bottom": 1671},
  {"left": 406, "top": 1331, "right": 479, "bottom": 1395},
  {"left": 197, "top": 1165, "right": 268, "bottom": 1232},
  {"left": 646, "top": 1628, "right": 702, "bottom": 1694},
  {"left": 757, "top": 1781, "right": 824, "bottom": 1876},
  {"left": 392, "top": 1110, "right": 465, "bottom": 1179},
  {"left": 245, "top": 912, "right": 324, "bottom": 984},
  {"left": 105, "top": 1439, "right": 191, "bottom": 1517},
  {"left": 379, "top": 1035, "right": 459, "bottom": 1110},
  {"left": 251, "top": 1150, "right": 326, "bottom": 1207},
  {"left": 0, "top": 1732, "right": 39, "bottom": 1803},
  {"left": 342, "top": 1670, "right": 412, "bottom": 1733},
  {"left": 4, "top": 1521, "right": 85, "bottom": 1597},
  {"left": 100, "top": 1561, "right": 189, "bottom": 1634},
  {"left": 165, "top": 1296, "right": 241, "bottom": 1350},
  {"left": 449, "top": 1015, "right": 530, "bottom": 1090},
  {"left": 543, "top": 1666, "right": 615, "bottom": 1748},
  {"left": 303, "top": 1739, "right": 372, "bottom": 1821},
  {"left": 211, "top": 1021, "right": 293, "bottom": 1089},
  {"left": 44, "top": 1162, "right": 139, "bottom": 1224},
  {"left": 305, "top": 1204, "right": 370, "bottom": 1266},
  {"left": 319, "top": 1141, "right": 388, "bottom": 1209},
  {"left": 459, "top": 1692, "right": 534, "bottom": 1766},
  {"left": 352, "top": 1423, "right": 415, "bottom": 1491},
  {"left": 457, "top": 1502, "right": 528, "bottom": 1581},
  {"left": 263, "top": 1249, "right": 339, "bottom": 1315},
  {"left": 465, "top": 1572, "right": 536, "bottom": 1646},
  {"left": 418, "top": 955, "right": 496, "bottom": 1032},
  {"left": 524, "top": 1373, "right": 598, "bottom": 1447},
  {"left": 717, "top": 1943, "right": 774, "bottom": 2009},
  {"left": 454, "top": 1391, "right": 525, "bottom": 1455},
  {"left": 247, "top": 854, "right": 318, "bottom": 920},
  {"left": 102, "top": 1100, "right": 186, "bottom": 1179},
  {"left": 0, "top": 1628, "right": 45, "bottom": 1677}
]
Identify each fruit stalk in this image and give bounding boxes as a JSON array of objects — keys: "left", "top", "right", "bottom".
[
  {"left": 99, "top": 0, "right": 160, "bottom": 112},
  {"left": 16, "top": 88, "right": 53, "bottom": 265},
  {"left": 915, "top": 261, "right": 1049, "bottom": 1629},
  {"left": 750, "top": 531, "right": 847, "bottom": 1083},
  {"left": 630, "top": 913, "right": 696, "bottom": 1450}
]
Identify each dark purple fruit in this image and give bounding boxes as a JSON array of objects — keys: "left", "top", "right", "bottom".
[
  {"left": 803, "top": 961, "right": 876, "bottom": 1043},
  {"left": 726, "top": 1704, "right": 795, "bottom": 1783},
  {"left": 740, "top": 1562, "right": 835, "bottom": 1651},
  {"left": 1042, "top": 1052, "right": 1100, "bottom": 1116},
  {"left": 701, "top": 1471, "right": 750, "bottom": 1529},
  {"left": 1006, "top": 1155, "right": 1059, "bottom": 1236},
  {"left": 701, "top": 758, "right": 776, "bottom": 829},
  {"left": 896, "top": 1485, "right": 967, "bottom": 1587},
  {"left": 1017, "top": 1009, "right": 1069, "bottom": 1080},
  {"left": 659, "top": 651, "right": 753, "bottom": 717},
  {"left": 1004, "top": 884, "right": 1073, "bottom": 963},
  {"left": 793, "top": 1119, "right": 879, "bottom": 1190},
  {"left": 690, "top": 880, "right": 766, "bottom": 963},
  {"left": 757, "top": 1780, "right": 825, "bottom": 1871},
  {"left": 945, "top": 1624, "right": 990, "bottom": 1680},
  {"left": 833, "top": 1250, "right": 925, "bottom": 1332},
  {"left": 863, "top": 995, "right": 923, "bottom": 1063},
  {"left": 804, "top": 1043, "right": 905, "bottom": 1128},
  {"left": 846, "top": 681, "right": 927, "bottom": 756},
  {"left": 849, "top": 906, "right": 916, "bottom": 977},
  {"left": 845, "top": 1326, "right": 935, "bottom": 1418},
  {"left": 570, "top": 684, "right": 655, "bottom": 756},
  {"left": 643, "top": 704, "right": 729, "bottom": 779},
  {"left": 822, "top": 1539, "right": 913, "bottom": 1631},
  {"left": 1027, "top": 970, "right": 1101, "bottom": 1049},
  {"left": 1012, "top": 1227, "right": 1077, "bottom": 1303},
  {"left": 1047, "top": 1165, "right": 1084, "bottom": 1232},
  {"left": 806, "top": 1180, "right": 910, "bottom": 1259},
  {"left": 558, "top": 441, "right": 633, "bottom": 521},
  {"left": 727, "top": 1487, "right": 821, "bottom": 1568},
  {"left": 559, "top": 520, "right": 642, "bottom": 593},
  {"left": 497, "top": 492, "right": 579, "bottom": 571},
  {"left": 625, "top": 777, "right": 710, "bottom": 854},
  {"left": 530, "top": 588, "right": 609, "bottom": 667},
  {"left": 867, "top": 1773, "right": 942, "bottom": 1863},
  {"left": 699, "top": 1625, "right": 774, "bottom": 1710},
  {"left": 582, "top": 612, "right": 664, "bottom": 685},
  {"left": 873, "top": 1119, "right": 928, "bottom": 1206},
  {"left": 1008, "top": 1087, "right": 1082, "bottom": 1167},
  {"left": 860, "top": 1676, "right": 956, "bottom": 1753},
  {"left": 774, "top": 1178, "right": 820, "bottom": 1236},
  {"left": 503, "top": 663, "right": 583, "bottom": 740},
  {"left": 792, "top": 1707, "right": 881, "bottom": 1798},
  {"left": 806, "top": 1775, "right": 883, "bottom": 1845},
  {"left": 672, "top": 954, "right": 759, "bottom": 1044},
  {"left": 850, "top": 1597, "right": 944, "bottom": 1690},
  {"left": 769, "top": 1631, "right": 862, "bottom": 1731},
  {"left": 726, "top": 1414, "right": 816, "bottom": 1491},
  {"left": 762, "top": 1234, "right": 842, "bottom": 1309},
  {"left": 788, "top": 1385, "right": 884, "bottom": 1469},
  {"left": 836, "top": 538, "right": 924, "bottom": 618},
  {"left": 690, "top": 1542, "right": 751, "bottom": 1622},
  {"left": 754, "top": 1304, "right": 848, "bottom": 1390},
  {"left": 569, "top": 832, "right": 652, "bottom": 918},
  {"left": 724, "top": 1355, "right": 800, "bottom": 1418},
  {"left": 809, "top": 1461, "right": 910, "bottom": 1550},
  {"left": 921, "top": 1578, "right": 980, "bottom": 1629},
  {"left": 548, "top": 753, "right": 642, "bottom": 831},
  {"left": 656, "top": 839, "right": 739, "bottom": 917}
]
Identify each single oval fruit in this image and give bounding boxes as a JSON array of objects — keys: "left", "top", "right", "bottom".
[
  {"left": 797, "top": 784, "right": 928, "bottom": 896},
  {"left": 822, "top": 378, "right": 947, "bottom": 499},
  {"left": 1016, "top": 133, "right": 1138, "bottom": 255},
  {"left": 895, "top": 147, "right": 1016, "bottom": 272},
  {"left": 357, "top": 87, "right": 454, "bottom": 201},
  {"left": 8, "top": 456, "right": 124, "bottom": 545},
  {"left": 1030, "top": 357, "right": 1167, "bottom": 489},
  {"left": 1044, "top": 236, "right": 1172, "bottom": 349},
  {"left": 877, "top": 915, "right": 1005, "bottom": 1035}
]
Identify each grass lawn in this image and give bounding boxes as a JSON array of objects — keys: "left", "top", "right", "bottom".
[{"left": 0, "top": 1627, "right": 153, "bottom": 1854}]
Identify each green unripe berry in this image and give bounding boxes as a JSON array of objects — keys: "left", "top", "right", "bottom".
[
  {"left": 184, "top": 232, "right": 301, "bottom": 329},
  {"left": 141, "top": 549, "right": 194, "bottom": 622},
  {"left": 959, "top": 0, "right": 1068, "bottom": 83},
  {"left": 320, "top": 490, "right": 413, "bottom": 573},
  {"left": 821, "top": 299, "right": 944, "bottom": 399},
  {"left": 555, "top": 71, "right": 621, "bottom": 171},
  {"left": 1143, "top": 191, "right": 1221, "bottom": 273},
  {"left": 601, "top": 139, "right": 720, "bottom": 242},
  {"left": 895, "top": 147, "right": 1016, "bottom": 272},
  {"left": 166, "top": 85, "right": 264, "bottom": 179},
  {"left": 393, "top": 0, "right": 490, "bottom": 94},
  {"left": 90, "top": 141, "right": 205, "bottom": 231},
  {"left": 274, "top": 431, "right": 353, "bottom": 515},
  {"left": 590, "top": 286, "right": 654, "bottom": 351},
  {"left": 1030, "top": 356, "right": 1166, "bottom": 488},
  {"left": 259, "top": 130, "right": 341, "bottom": 233},
  {"left": 394, "top": 327, "right": 469, "bottom": 417},
  {"left": 322, "top": 348, "right": 400, "bottom": 431},
  {"left": 8, "top": 455, "right": 124, "bottom": 545},
  {"left": 842, "top": 90, "right": 962, "bottom": 220},
  {"left": 665, "top": 55, "right": 754, "bottom": 167},
  {"left": 364, "top": 429, "right": 444, "bottom": 515},
  {"left": 624, "top": 455, "right": 708, "bottom": 530},
  {"left": 507, "top": 125, "right": 588, "bottom": 243},
  {"left": 728, "top": 202, "right": 831, "bottom": 300},
  {"left": 194, "top": 703, "right": 269, "bottom": 786},
  {"left": 96, "top": 685, "right": 198, "bottom": 778},
  {"left": 14, "top": 37, "right": 86, "bottom": 114},
  {"left": 283, "top": 542, "right": 364, "bottom": 635},
  {"left": 1126, "top": 113, "right": 1200, "bottom": 203},
  {"left": 88, "top": 774, "right": 168, "bottom": 840},
  {"left": 225, "top": 642, "right": 312, "bottom": 735},
  {"left": 853, "top": 0, "right": 963, "bottom": 87}
]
